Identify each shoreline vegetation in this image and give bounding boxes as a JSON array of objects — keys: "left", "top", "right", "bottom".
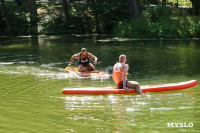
[
  {"left": 0, "top": 35, "right": 199, "bottom": 42},
  {"left": 0, "top": 0, "right": 200, "bottom": 39}
]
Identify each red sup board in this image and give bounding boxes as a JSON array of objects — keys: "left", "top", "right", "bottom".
[{"left": 62, "top": 80, "right": 197, "bottom": 95}]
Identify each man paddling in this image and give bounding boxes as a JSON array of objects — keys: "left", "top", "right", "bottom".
[
  {"left": 68, "top": 48, "right": 98, "bottom": 72},
  {"left": 113, "top": 54, "right": 143, "bottom": 94}
]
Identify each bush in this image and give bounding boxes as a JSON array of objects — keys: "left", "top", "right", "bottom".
[
  {"left": 112, "top": 5, "right": 175, "bottom": 39},
  {"left": 193, "top": 19, "right": 200, "bottom": 38},
  {"left": 132, "top": 14, "right": 151, "bottom": 38},
  {"left": 8, "top": 12, "right": 30, "bottom": 35},
  {"left": 176, "top": 17, "right": 193, "bottom": 38},
  {"left": 112, "top": 5, "right": 200, "bottom": 39},
  {"left": 112, "top": 20, "right": 133, "bottom": 38},
  {"left": 40, "top": 15, "right": 69, "bottom": 35},
  {"left": 0, "top": 2, "right": 30, "bottom": 35},
  {"left": 150, "top": 18, "right": 179, "bottom": 38},
  {"left": 144, "top": 5, "right": 172, "bottom": 22}
]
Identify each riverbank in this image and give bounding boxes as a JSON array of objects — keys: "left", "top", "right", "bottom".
[{"left": 0, "top": 34, "right": 199, "bottom": 41}]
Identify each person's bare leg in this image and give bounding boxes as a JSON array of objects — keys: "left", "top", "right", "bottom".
[
  {"left": 78, "top": 64, "right": 86, "bottom": 72},
  {"left": 86, "top": 63, "right": 95, "bottom": 71},
  {"left": 127, "top": 81, "right": 143, "bottom": 95}
]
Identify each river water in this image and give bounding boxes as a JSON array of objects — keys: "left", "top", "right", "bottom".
[{"left": 0, "top": 35, "right": 199, "bottom": 132}]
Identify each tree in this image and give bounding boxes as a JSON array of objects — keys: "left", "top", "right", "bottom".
[
  {"left": 128, "top": 0, "right": 140, "bottom": 19},
  {"left": 87, "top": 0, "right": 90, "bottom": 4},
  {"left": 62, "top": 0, "right": 70, "bottom": 25},
  {"left": 190, "top": 0, "right": 200, "bottom": 16},
  {"left": 91, "top": 0, "right": 101, "bottom": 34},
  {"left": 27, "top": 0, "right": 37, "bottom": 34},
  {"left": 0, "top": 0, "right": 11, "bottom": 34},
  {"left": 162, "top": 0, "right": 166, "bottom": 4},
  {"left": 15, "top": 0, "right": 22, "bottom": 6},
  {"left": 69, "top": 0, "right": 73, "bottom": 3}
]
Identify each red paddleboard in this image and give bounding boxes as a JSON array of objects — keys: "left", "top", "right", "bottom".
[
  {"left": 65, "top": 66, "right": 108, "bottom": 77},
  {"left": 62, "top": 80, "right": 197, "bottom": 95}
]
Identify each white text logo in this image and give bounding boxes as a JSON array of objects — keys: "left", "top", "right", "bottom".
[{"left": 167, "top": 122, "right": 193, "bottom": 127}]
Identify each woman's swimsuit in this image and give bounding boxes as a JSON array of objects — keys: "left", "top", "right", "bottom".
[{"left": 78, "top": 53, "right": 90, "bottom": 67}]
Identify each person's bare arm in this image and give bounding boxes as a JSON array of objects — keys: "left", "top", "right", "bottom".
[
  {"left": 68, "top": 53, "right": 79, "bottom": 67},
  {"left": 112, "top": 67, "right": 115, "bottom": 81},
  {"left": 88, "top": 53, "right": 98, "bottom": 64},
  {"left": 123, "top": 64, "right": 129, "bottom": 92}
]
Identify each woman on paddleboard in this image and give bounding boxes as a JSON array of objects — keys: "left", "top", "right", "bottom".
[
  {"left": 113, "top": 54, "right": 143, "bottom": 94},
  {"left": 68, "top": 48, "right": 98, "bottom": 72}
]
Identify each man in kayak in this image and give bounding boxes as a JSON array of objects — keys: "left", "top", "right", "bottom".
[
  {"left": 68, "top": 48, "right": 98, "bottom": 72},
  {"left": 113, "top": 54, "right": 143, "bottom": 94}
]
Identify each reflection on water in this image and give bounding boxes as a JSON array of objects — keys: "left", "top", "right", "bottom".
[
  {"left": 61, "top": 90, "right": 199, "bottom": 132},
  {"left": 0, "top": 36, "right": 199, "bottom": 132}
]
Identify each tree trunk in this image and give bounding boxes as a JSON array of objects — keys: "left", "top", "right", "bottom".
[
  {"left": 97, "top": 0, "right": 101, "bottom": 4},
  {"left": 28, "top": 0, "right": 37, "bottom": 34},
  {"left": 162, "top": 0, "right": 166, "bottom": 4},
  {"left": 128, "top": 0, "right": 140, "bottom": 19},
  {"left": 62, "top": 0, "right": 70, "bottom": 24},
  {"left": 15, "top": 0, "right": 22, "bottom": 6},
  {"left": 190, "top": 0, "right": 200, "bottom": 16},
  {"left": 69, "top": 0, "right": 73, "bottom": 3},
  {"left": 0, "top": 0, "right": 11, "bottom": 34},
  {"left": 91, "top": 0, "right": 101, "bottom": 34},
  {"left": 87, "top": 0, "right": 90, "bottom": 4},
  {"left": 91, "top": 0, "right": 95, "bottom": 4},
  {"left": 28, "top": 0, "right": 37, "bottom": 19}
]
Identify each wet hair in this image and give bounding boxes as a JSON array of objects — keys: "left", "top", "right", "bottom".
[
  {"left": 119, "top": 54, "right": 126, "bottom": 60},
  {"left": 81, "top": 48, "right": 87, "bottom": 52}
]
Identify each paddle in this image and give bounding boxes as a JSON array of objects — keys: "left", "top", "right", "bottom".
[
  {"left": 93, "top": 61, "right": 102, "bottom": 65},
  {"left": 69, "top": 66, "right": 81, "bottom": 77}
]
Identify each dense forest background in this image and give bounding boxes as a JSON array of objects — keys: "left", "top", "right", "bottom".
[{"left": 0, "top": 0, "right": 200, "bottom": 38}]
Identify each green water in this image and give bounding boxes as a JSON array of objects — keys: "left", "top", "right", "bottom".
[{"left": 0, "top": 36, "right": 200, "bottom": 133}]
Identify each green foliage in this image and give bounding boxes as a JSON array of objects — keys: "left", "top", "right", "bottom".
[
  {"left": 177, "top": 17, "right": 192, "bottom": 38},
  {"left": 112, "top": 14, "right": 151, "bottom": 38},
  {"left": 112, "top": 20, "right": 133, "bottom": 38},
  {"left": 113, "top": 5, "right": 174, "bottom": 38},
  {"left": 193, "top": 18, "right": 200, "bottom": 37},
  {"left": 68, "top": 0, "right": 128, "bottom": 34},
  {"left": 112, "top": 5, "right": 200, "bottom": 39},
  {"left": 8, "top": 12, "right": 30, "bottom": 35},
  {"left": 151, "top": 18, "right": 179, "bottom": 38},
  {"left": 144, "top": 5, "right": 171, "bottom": 22},
  {"left": 40, "top": 15, "right": 69, "bottom": 35},
  {"left": 0, "top": 1, "right": 30, "bottom": 35},
  {"left": 37, "top": 2, "right": 70, "bottom": 35},
  {"left": 0, "top": 1, "right": 199, "bottom": 38}
]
